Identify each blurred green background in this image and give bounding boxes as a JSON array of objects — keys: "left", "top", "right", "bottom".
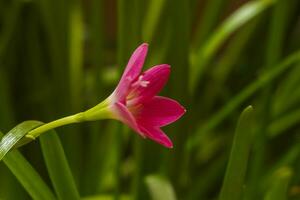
[{"left": 0, "top": 0, "right": 300, "bottom": 199}]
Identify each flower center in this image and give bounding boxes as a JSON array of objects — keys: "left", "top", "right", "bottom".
[
  {"left": 126, "top": 75, "right": 149, "bottom": 102},
  {"left": 131, "top": 75, "right": 150, "bottom": 88},
  {"left": 128, "top": 103, "right": 143, "bottom": 116}
]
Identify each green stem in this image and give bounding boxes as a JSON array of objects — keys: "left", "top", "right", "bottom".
[
  {"left": 27, "top": 112, "right": 85, "bottom": 139},
  {"left": 25, "top": 99, "right": 111, "bottom": 140}
]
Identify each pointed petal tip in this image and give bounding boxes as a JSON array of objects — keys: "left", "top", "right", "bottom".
[
  {"left": 137, "top": 43, "right": 148, "bottom": 52},
  {"left": 182, "top": 106, "right": 187, "bottom": 114},
  {"left": 161, "top": 138, "right": 173, "bottom": 148},
  {"left": 159, "top": 64, "right": 171, "bottom": 72},
  {"left": 160, "top": 64, "right": 170, "bottom": 68},
  {"left": 152, "top": 64, "right": 171, "bottom": 77},
  {"left": 172, "top": 100, "right": 186, "bottom": 119},
  {"left": 137, "top": 97, "right": 186, "bottom": 127},
  {"left": 136, "top": 43, "right": 148, "bottom": 55},
  {"left": 156, "top": 64, "right": 171, "bottom": 69},
  {"left": 141, "top": 42, "right": 149, "bottom": 47},
  {"left": 151, "top": 133, "right": 173, "bottom": 148},
  {"left": 144, "top": 64, "right": 171, "bottom": 77},
  {"left": 177, "top": 101, "right": 187, "bottom": 117},
  {"left": 140, "top": 126, "right": 174, "bottom": 148}
]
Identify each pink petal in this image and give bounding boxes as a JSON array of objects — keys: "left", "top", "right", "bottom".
[
  {"left": 122, "top": 43, "right": 148, "bottom": 80},
  {"left": 113, "top": 43, "right": 148, "bottom": 101},
  {"left": 111, "top": 102, "right": 145, "bottom": 137},
  {"left": 128, "top": 64, "right": 170, "bottom": 105},
  {"left": 110, "top": 77, "right": 131, "bottom": 104},
  {"left": 140, "top": 126, "right": 173, "bottom": 148},
  {"left": 137, "top": 96, "right": 186, "bottom": 127}
]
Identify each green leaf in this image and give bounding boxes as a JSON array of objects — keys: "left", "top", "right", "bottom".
[
  {"left": 161, "top": 0, "right": 190, "bottom": 189},
  {"left": 190, "top": 0, "right": 274, "bottom": 91},
  {"left": 188, "top": 50, "right": 300, "bottom": 150},
  {"left": 0, "top": 1, "right": 22, "bottom": 57},
  {"left": 219, "top": 106, "right": 255, "bottom": 200},
  {"left": 117, "top": 0, "right": 142, "bottom": 68},
  {"left": 142, "top": 0, "right": 167, "bottom": 43},
  {"left": 273, "top": 63, "right": 300, "bottom": 115},
  {"left": 0, "top": 131, "right": 56, "bottom": 200},
  {"left": 0, "top": 61, "right": 15, "bottom": 131},
  {"left": 203, "top": 19, "right": 260, "bottom": 110},
  {"left": 82, "top": 194, "right": 130, "bottom": 200},
  {"left": 245, "top": 0, "right": 295, "bottom": 198},
  {"left": 0, "top": 121, "right": 43, "bottom": 161},
  {"left": 40, "top": 131, "right": 80, "bottom": 200},
  {"left": 192, "top": 0, "right": 228, "bottom": 49},
  {"left": 187, "top": 154, "right": 227, "bottom": 199},
  {"left": 261, "top": 145, "right": 300, "bottom": 190},
  {"left": 69, "top": 2, "right": 84, "bottom": 110},
  {"left": 268, "top": 108, "right": 300, "bottom": 137},
  {"left": 264, "top": 167, "right": 292, "bottom": 200},
  {"left": 145, "top": 175, "right": 177, "bottom": 200}
]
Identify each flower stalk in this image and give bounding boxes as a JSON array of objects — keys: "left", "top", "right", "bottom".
[
  {"left": 26, "top": 113, "right": 84, "bottom": 140},
  {"left": 26, "top": 101, "right": 112, "bottom": 140}
]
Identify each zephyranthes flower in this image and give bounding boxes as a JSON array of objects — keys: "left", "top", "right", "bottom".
[
  {"left": 85, "top": 43, "right": 186, "bottom": 148},
  {"left": 25, "top": 43, "right": 185, "bottom": 148}
]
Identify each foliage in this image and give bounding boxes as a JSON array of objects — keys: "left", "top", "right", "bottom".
[{"left": 0, "top": 0, "right": 300, "bottom": 199}]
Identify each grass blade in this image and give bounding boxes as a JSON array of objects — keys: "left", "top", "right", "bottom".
[
  {"left": 273, "top": 63, "right": 300, "bottom": 116},
  {"left": 187, "top": 154, "right": 227, "bottom": 200},
  {"left": 0, "top": 1, "right": 22, "bottom": 57},
  {"left": 82, "top": 194, "right": 130, "bottom": 200},
  {"left": 188, "top": 50, "right": 300, "bottom": 150},
  {"left": 192, "top": 0, "right": 228, "bottom": 49},
  {"left": 117, "top": 0, "right": 141, "bottom": 67},
  {"left": 268, "top": 108, "right": 300, "bottom": 137},
  {"left": 264, "top": 167, "right": 292, "bottom": 200},
  {"left": 40, "top": 131, "right": 80, "bottom": 200},
  {"left": 69, "top": 2, "right": 84, "bottom": 111},
  {"left": 190, "top": 0, "right": 274, "bottom": 91},
  {"left": 246, "top": 1, "right": 295, "bottom": 198},
  {"left": 162, "top": 0, "right": 190, "bottom": 189},
  {"left": 0, "top": 131, "right": 56, "bottom": 200},
  {"left": 142, "top": 0, "right": 167, "bottom": 43},
  {"left": 67, "top": 1, "right": 85, "bottom": 183},
  {"left": 261, "top": 145, "right": 300, "bottom": 190},
  {"left": 0, "top": 69, "right": 15, "bottom": 130},
  {"left": 219, "top": 105, "right": 255, "bottom": 200},
  {"left": 145, "top": 175, "right": 177, "bottom": 200},
  {"left": 203, "top": 19, "right": 260, "bottom": 111},
  {"left": 0, "top": 121, "right": 43, "bottom": 161}
]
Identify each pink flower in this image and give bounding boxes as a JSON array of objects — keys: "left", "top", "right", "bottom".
[{"left": 107, "top": 43, "right": 186, "bottom": 148}]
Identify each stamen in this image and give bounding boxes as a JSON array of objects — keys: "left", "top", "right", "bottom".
[
  {"left": 127, "top": 75, "right": 150, "bottom": 103},
  {"left": 131, "top": 75, "right": 150, "bottom": 88},
  {"left": 140, "top": 80, "right": 150, "bottom": 87}
]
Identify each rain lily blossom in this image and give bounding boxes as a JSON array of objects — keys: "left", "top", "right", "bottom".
[
  {"left": 86, "top": 43, "right": 186, "bottom": 148},
  {"left": 25, "top": 43, "right": 185, "bottom": 148}
]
